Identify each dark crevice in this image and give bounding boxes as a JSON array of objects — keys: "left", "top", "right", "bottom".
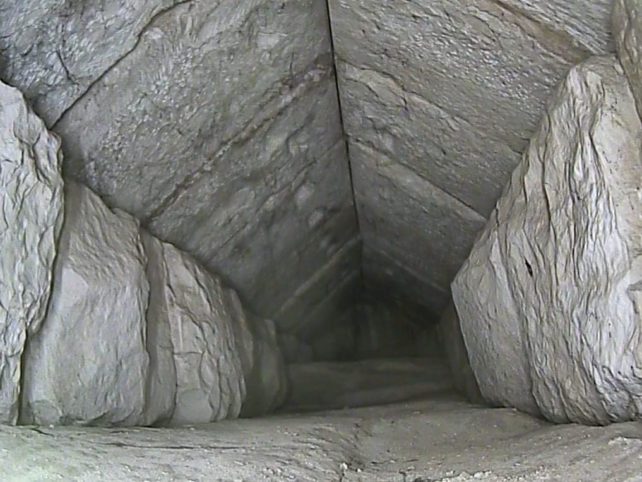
[{"left": 324, "top": 0, "right": 366, "bottom": 294}]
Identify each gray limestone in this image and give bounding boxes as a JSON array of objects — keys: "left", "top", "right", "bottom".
[
  {"left": 352, "top": 141, "right": 486, "bottom": 318},
  {"left": 0, "top": 0, "right": 179, "bottom": 126},
  {"left": 0, "top": 0, "right": 359, "bottom": 348},
  {"left": 21, "top": 182, "right": 150, "bottom": 426},
  {"left": 159, "top": 243, "right": 245, "bottom": 426},
  {"left": 140, "top": 233, "right": 178, "bottom": 426},
  {"left": 614, "top": 0, "right": 642, "bottom": 118},
  {"left": 0, "top": 81, "right": 64, "bottom": 424},
  {"left": 329, "top": 0, "right": 612, "bottom": 316},
  {"left": 453, "top": 56, "right": 642, "bottom": 424}
]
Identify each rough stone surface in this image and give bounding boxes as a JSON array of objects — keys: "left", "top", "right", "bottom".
[
  {"left": 614, "top": 0, "right": 642, "bottom": 118},
  {"left": 241, "top": 316, "right": 288, "bottom": 417},
  {"left": 329, "top": 0, "right": 613, "bottom": 316},
  {"left": 158, "top": 243, "right": 245, "bottom": 426},
  {"left": 452, "top": 56, "right": 642, "bottom": 424},
  {"left": 274, "top": 237, "right": 362, "bottom": 362},
  {"left": 0, "top": 81, "right": 64, "bottom": 424},
  {"left": 21, "top": 182, "right": 149, "bottom": 427},
  {"left": 140, "top": 233, "right": 178, "bottom": 426},
  {"left": 438, "top": 302, "right": 482, "bottom": 403},
  {"left": 3, "top": 397, "right": 642, "bottom": 482},
  {"left": 0, "top": 0, "right": 180, "bottom": 126},
  {"left": 0, "top": 0, "right": 359, "bottom": 342}
]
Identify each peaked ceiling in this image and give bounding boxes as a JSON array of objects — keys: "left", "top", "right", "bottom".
[{"left": 0, "top": 0, "right": 614, "bottom": 353}]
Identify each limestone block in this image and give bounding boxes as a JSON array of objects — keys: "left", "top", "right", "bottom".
[
  {"left": 159, "top": 244, "right": 245, "bottom": 426},
  {"left": 614, "top": 0, "right": 642, "bottom": 118},
  {"left": 21, "top": 182, "right": 149, "bottom": 426},
  {"left": 453, "top": 56, "right": 642, "bottom": 424},
  {"left": 0, "top": 81, "right": 64, "bottom": 424},
  {"left": 140, "top": 232, "right": 178, "bottom": 426}
]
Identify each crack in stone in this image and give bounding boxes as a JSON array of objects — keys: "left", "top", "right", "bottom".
[
  {"left": 55, "top": 50, "right": 79, "bottom": 86},
  {"left": 51, "top": 0, "right": 195, "bottom": 129}
]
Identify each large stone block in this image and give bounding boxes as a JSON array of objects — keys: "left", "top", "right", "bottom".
[
  {"left": 21, "top": 182, "right": 149, "bottom": 426},
  {"left": 614, "top": 0, "right": 642, "bottom": 118},
  {"left": 0, "top": 81, "right": 64, "bottom": 424},
  {"left": 453, "top": 56, "right": 642, "bottom": 424},
  {"left": 140, "top": 232, "right": 178, "bottom": 426},
  {"left": 0, "top": 0, "right": 177, "bottom": 126},
  {"left": 159, "top": 243, "right": 245, "bottom": 426}
]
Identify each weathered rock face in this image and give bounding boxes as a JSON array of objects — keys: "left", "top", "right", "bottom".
[
  {"left": 21, "top": 182, "right": 151, "bottom": 426},
  {"left": 0, "top": 75, "right": 289, "bottom": 425},
  {"left": 328, "top": 0, "right": 613, "bottom": 319},
  {"left": 19, "top": 178, "right": 287, "bottom": 427},
  {"left": 0, "top": 82, "right": 64, "bottom": 424},
  {"left": 0, "top": 0, "right": 359, "bottom": 345},
  {"left": 156, "top": 243, "right": 246, "bottom": 426},
  {"left": 140, "top": 233, "right": 179, "bottom": 426},
  {"left": 453, "top": 55, "right": 642, "bottom": 424},
  {"left": 614, "top": 0, "right": 642, "bottom": 118}
]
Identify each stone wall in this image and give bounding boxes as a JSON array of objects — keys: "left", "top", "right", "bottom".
[
  {"left": 1, "top": 80, "right": 286, "bottom": 426},
  {"left": 328, "top": 0, "right": 614, "bottom": 320},
  {"left": 0, "top": 0, "right": 359, "bottom": 353}
]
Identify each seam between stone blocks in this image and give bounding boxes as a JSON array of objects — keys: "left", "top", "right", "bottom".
[{"left": 324, "top": 0, "right": 366, "bottom": 296}]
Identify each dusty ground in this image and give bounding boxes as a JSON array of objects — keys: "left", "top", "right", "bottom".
[{"left": 2, "top": 359, "right": 642, "bottom": 481}]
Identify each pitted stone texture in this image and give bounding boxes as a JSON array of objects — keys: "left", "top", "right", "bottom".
[
  {"left": 614, "top": 0, "right": 642, "bottom": 118},
  {"left": 0, "top": 0, "right": 179, "bottom": 126},
  {"left": 21, "top": 182, "right": 149, "bottom": 427},
  {"left": 453, "top": 56, "right": 642, "bottom": 424},
  {"left": 352, "top": 141, "right": 486, "bottom": 317},
  {"left": 160, "top": 244, "right": 245, "bottom": 426},
  {"left": 0, "top": 81, "right": 64, "bottom": 424},
  {"left": 329, "top": 0, "right": 612, "bottom": 314}
]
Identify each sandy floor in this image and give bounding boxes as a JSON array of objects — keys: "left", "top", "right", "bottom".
[{"left": 2, "top": 360, "right": 642, "bottom": 481}]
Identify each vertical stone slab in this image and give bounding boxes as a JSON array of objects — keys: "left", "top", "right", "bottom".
[
  {"left": 453, "top": 56, "right": 642, "bottom": 424},
  {"left": 140, "top": 232, "right": 178, "bottom": 426},
  {"left": 160, "top": 244, "right": 245, "bottom": 426},
  {"left": 21, "top": 182, "right": 149, "bottom": 426},
  {"left": 0, "top": 81, "right": 64, "bottom": 424}
]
